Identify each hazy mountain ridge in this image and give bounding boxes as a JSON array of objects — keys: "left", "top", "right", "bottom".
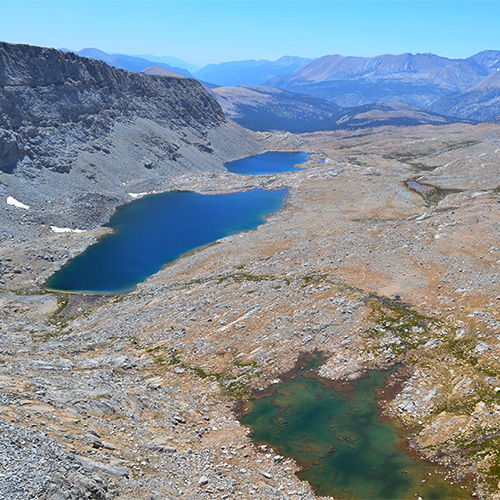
[
  {"left": 134, "top": 53, "right": 201, "bottom": 73},
  {"left": 265, "top": 52, "right": 496, "bottom": 110},
  {"left": 63, "top": 48, "right": 500, "bottom": 121},
  {"left": 467, "top": 50, "right": 500, "bottom": 71},
  {"left": 430, "top": 71, "right": 500, "bottom": 120},
  {"left": 75, "top": 48, "right": 194, "bottom": 77},
  {"left": 194, "top": 56, "right": 315, "bottom": 87}
]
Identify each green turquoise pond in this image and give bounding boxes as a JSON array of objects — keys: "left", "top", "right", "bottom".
[
  {"left": 241, "top": 359, "right": 471, "bottom": 500},
  {"left": 45, "top": 188, "right": 287, "bottom": 294},
  {"left": 225, "top": 151, "right": 310, "bottom": 175}
]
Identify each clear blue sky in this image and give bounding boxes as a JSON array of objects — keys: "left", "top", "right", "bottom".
[{"left": 1, "top": 0, "right": 498, "bottom": 65}]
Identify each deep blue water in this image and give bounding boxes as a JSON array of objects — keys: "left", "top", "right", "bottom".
[
  {"left": 225, "top": 151, "right": 309, "bottom": 175},
  {"left": 45, "top": 188, "right": 288, "bottom": 294}
]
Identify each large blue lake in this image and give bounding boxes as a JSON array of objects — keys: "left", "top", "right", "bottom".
[
  {"left": 45, "top": 188, "right": 287, "bottom": 294},
  {"left": 225, "top": 151, "right": 309, "bottom": 175}
]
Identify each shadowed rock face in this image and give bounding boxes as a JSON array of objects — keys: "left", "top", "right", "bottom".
[{"left": 0, "top": 42, "right": 225, "bottom": 175}]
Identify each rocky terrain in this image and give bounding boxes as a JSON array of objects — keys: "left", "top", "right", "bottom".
[
  {"left": 2, "top": 121, "right": 500, "bottom": 499},
  {"left": 3, "top": 41, "right": 500, "bottom": 500},
  {"left": 141, "top": 66, "right": 188, "bottom": 78}
]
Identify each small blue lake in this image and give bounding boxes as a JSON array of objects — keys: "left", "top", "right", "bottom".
[
  {"left": 225, "top": 151, "right": 309, "bottom": 175},
  {"left": 45, "top": 188, "right": 288, "bottom": 294}
]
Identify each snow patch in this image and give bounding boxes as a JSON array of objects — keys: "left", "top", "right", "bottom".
[
  {"left": 50, "top": 226, "right": 85, "bottom": 234},
  {"left": 129, "top": 192, "right": 148, "bottom": 198},
  {"left": 471, "top": 190, "right": 491, "bottom": 198},
  {"left": 6, "top": 196, "right": 29, "bottom": 209}
]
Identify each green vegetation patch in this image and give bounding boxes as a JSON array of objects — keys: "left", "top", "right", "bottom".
[
  {"left": 363, "top": 299, "right": 439, "bottom": 356},
  {"left": 217, "top": 272, "right": 277, "bottom": 284},
  {"left": 147, "top": 346, "right": 262, "bottom": 399}
]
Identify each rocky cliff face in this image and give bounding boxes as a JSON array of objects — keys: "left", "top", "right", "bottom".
[
  {"left": 0, "top": 42, "right": 261, "bottom": 230},
  {"left": 0, "top": 42, "right": 224, "bottom": 174}
]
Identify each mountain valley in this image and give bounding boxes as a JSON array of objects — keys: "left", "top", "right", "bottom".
[{"left": 2, "top": 41, "right": 500, "bottom": 500}]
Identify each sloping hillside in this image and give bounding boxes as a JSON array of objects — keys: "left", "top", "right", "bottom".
[
  {"left": 467, "top": 50, "right": 500, "bottom": 71},
  {"left": 213, "top": 85, "right": 342, "bottom": 132},
  {"left": 213, "top": 86, "right": 464, "bottom": 132},
  {"left": 430, "top": 71, "right": 500, "bottom": 120},
  {"left": 141, "top": 65, "right": 187, "bottom": 78}
]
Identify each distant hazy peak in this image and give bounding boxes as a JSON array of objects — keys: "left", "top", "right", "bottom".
[
  {"left": 141, "top": 66, "right": 187, "bottom": 78},
  {"left": 468, "top": 49, "right": 500, "bottom": 70},
  {"left": 77, "top": 47, "right": 110, "bottom": 58},
  {"left": 70, "top": 48, "right": 193, "bottom": 77},
  {"left": 194, "top": 56, "right": 315, "bottom": 87}
]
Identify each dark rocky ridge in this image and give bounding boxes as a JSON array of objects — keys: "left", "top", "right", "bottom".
[
  {"left": 0, "top": 42, "right": 261, "bottom": 231},
  {"left": 0, "top": 41, "right": 224, "bottom": 175},
  {"left": 213, "top": 85, "right": 465, "bottom": 133}
]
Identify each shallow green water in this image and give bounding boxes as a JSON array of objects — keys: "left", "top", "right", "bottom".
[{"left": 241, "top": 362, "right": 471, "bottom": 500}]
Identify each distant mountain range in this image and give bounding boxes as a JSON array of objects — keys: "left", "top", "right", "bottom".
[
  {"left": 430, "top": 70, "right": 500, "bottom": 121},
  {"left": 69, "top": 48, "right": 194, "bottom": 77},
  {"left": 213, "top": 85, "right": 466, "bottom": 132},
  {"left": 202, "top": 50, "right": 500, "bottom": 123},
  {"left": 265, "top": 52, "right": 494, "bottom": 108},
  {"left": 63, "top": 47, "right": 500, "bottom": 124},
  {"left": 134, "top": 54, "right": 201, "bottom": 73},
  {"left": 194, "top": 56, "right": 314, "bottom": 87}
]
